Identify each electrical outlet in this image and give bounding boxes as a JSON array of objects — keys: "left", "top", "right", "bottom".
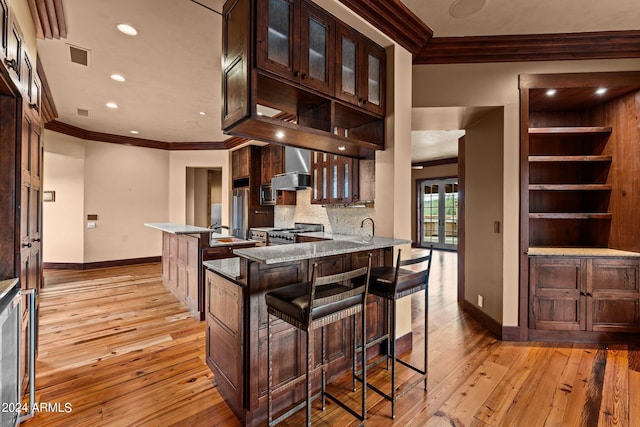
[
  {"left": 87, "top": 222, "right": 96, "bottom": 229},
  {"left": 478, "top": 294, "right": 484, "bottom": 308}
]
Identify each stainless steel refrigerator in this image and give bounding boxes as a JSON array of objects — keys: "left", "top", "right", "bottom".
[{"left": 230, "top": 188, "right": 249, "bottom": 239}]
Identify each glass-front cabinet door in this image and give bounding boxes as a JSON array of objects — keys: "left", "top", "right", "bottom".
[
  {"left": 299, "top": 1, "right": 333, "bottom": 95},
  {"left": 256, "top": 0, "right": 295, "bottom": 80},
  {"left": 336, "top": 25, "right": 360, "bottom": 106},
  {"left": 362, "top": 42, "right": 385, "bottom": 115}
]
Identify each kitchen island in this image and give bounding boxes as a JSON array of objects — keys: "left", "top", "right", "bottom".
[
  {"left": 145, "top": 223, "right": 257, "bottom": 319},
  {"left": 203, "top": 236, "right": 410, "bottom": 426}
]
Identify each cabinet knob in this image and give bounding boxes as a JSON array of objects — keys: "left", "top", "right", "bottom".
[
  {"left": 29, "top": 103, "right": 39, "bottom": 112},
  {"left": 22, "top": 242, "right": 32, "bottom": 248},
  {"left": 293, "top": 70, "right": 299, "bottom": 77},
  {"left": 300, "top": 73, "right": 307, "bottom": 79},
  {"left": 32, "top": 238, "right": 41, "bottom": 242},
  {"left": 4, "top": 58, "right": 17, "bottom": 72}
]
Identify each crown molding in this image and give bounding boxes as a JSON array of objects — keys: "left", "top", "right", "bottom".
[
  {"left": 338, "top": 0, "right": 433, "bottom": 56},
  {"left": 412, "top": 157, "right": 458, "bottom": 168},
  {"left": 415, "top": 30, "right": 640, "bottom": 64},
  {"left": 44, "top": 120, "right": 228, "bottom": 151},
  {"left": 36, "top": 57, "right": 58, "bottom": 123}
]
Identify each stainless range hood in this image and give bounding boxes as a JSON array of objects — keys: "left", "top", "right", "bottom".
[{"left": 271, "top": 146, "right": 311, "bottom": 190}]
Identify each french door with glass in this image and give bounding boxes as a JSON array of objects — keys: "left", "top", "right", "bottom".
[{"left": 419, "top": 178, "right": 458, "bottom": 250}]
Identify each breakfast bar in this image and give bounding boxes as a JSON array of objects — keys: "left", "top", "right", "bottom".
[{"left": 203, "top": 236, "right": 410, "bottom": 426}]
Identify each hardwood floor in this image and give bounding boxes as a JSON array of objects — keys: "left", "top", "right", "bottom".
[{"left": 25, "top": 252, "right": 639, "bottom": 426}]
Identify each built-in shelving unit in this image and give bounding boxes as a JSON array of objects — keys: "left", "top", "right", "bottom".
[{"left": 519, "top": 71, "right": 640, "bottom": 341}]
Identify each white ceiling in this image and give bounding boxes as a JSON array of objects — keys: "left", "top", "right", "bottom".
[{"left": 37, "top": 0, "right": 640, "bottom": 160}]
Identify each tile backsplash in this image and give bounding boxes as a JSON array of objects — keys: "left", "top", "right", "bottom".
[{"left": 274, "top": 189, "right": 375, "bottom": 236}]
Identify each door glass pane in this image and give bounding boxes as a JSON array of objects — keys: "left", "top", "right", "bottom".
[
  {"left": 322, "top": 167, "right": 327, "bottom": 199},
  {"left": 341, "top": 37, "right": 356, "bottom": 95},
  {"left": 422, "top": 184, "right": 438, "bottom": 244},
  {"left": 444, "top": 183, "right": 458, "bottom": 246},
  {"left": 343, "top": 163, "right": 349, "bottom": 199},
  {"left": 308, "top": 18, "right": 326, "bottom": 82},
  {"left": 313, "top": 169, "right": 317, "bottom": 199},
  {"left": 268, "top": 0, "right": 290, "bottom": 67},
  {"left": 368, "top": 53, "right": 380, "bottom": 106},
  {"left": 332, "top": 164, "right": 338, "bottom": 198}
]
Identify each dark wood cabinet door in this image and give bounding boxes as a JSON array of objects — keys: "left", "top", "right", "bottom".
[
  {"left": 335, "top": 24, "right": 360, "bottom": 107},
  {"left": 298, "top": 0, "right": 334, "bottom": 95},
  {"left": 361, "top": 41, "right": 385, "bottom": 115},
  {"left": 310, "top": 150, "right": 329, "bottom": 204},
  {"left": 529, "top": 257, "right": 585, "bottom": 331},
  {"left": 222, "top": 0, "right": 251, "bottom": 129},
  {"left": 587, "top": 258, "right": 640, "bottom": 332},
  {"left": 232, "top": 146, "right": 250, "bottom": 178},
  {"left": 256, "top": 0, "right": 297, "bottom": 81},
  {"left": 0, "top": 0, "right": 8, "bottom": 60}
]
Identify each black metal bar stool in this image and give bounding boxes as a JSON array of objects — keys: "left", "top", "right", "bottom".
[
  {"left": 265, "top": 254, "right": 372, "bottom": 426},
  {"left": 362, "top": 247, "right": 432, "bottom": 419}
]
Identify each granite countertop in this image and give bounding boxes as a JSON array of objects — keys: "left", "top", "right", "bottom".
[
  {"left": 297, "top": 231, "right": 373, "bottom": 241},
  {"left": 145, "top": 222, "right": 225, "bottom": 235},
  {"left": 0, "top": 278, "right": 19, "bottom": 303},
  {"left": 233, "top": 236, "right": 411, "bottom": 265},
  {"left": 203, "top": 258, "right": 241, "bottom": 281},
  {"left": 528, "top": 247, "right": 640, "bottom": 257}
]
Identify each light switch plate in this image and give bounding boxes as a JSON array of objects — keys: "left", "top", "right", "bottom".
[{"left": 87, "top": 222, "right": 96, "bottom": 229}]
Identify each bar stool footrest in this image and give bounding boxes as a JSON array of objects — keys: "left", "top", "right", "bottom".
[{"left": 269, "top": 390, "right": 323, "bottom": 426}]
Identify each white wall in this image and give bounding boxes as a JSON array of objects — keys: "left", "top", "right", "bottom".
[{"left": 412, "top": 58, "right": 640, "bottom": 326}]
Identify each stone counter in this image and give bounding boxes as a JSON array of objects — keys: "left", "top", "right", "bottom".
[
  {"left": 528, "top": 247, "right": 640, "bottom": 257},
  {"left": 233, "top": 236, "right": 410, "bottom": 264}
]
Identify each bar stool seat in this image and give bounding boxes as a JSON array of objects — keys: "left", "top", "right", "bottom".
[
  {"left": 265, "top": 254, "right": 372, "bottom": 426},
  {"left": 362, "top": 247, "right": 432, "bottom": 419}
]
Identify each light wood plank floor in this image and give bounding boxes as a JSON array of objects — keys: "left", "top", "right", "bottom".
[{"left": 24, "top": 251, "right": 640, "bottom": 426}]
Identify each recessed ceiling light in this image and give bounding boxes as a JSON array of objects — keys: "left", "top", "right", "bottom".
[
  {"left": 117, "top": 24, "right": 138, "bottom": 36},
  {"left": 199, "top": 111, "right": 207, "bottom": 116},
  {"left": 595, "top": 87, "right": 607, "bottom": 95},
  {"left": 110, "top": 74, "right": 126, "bottom": 82},
  {"left": 275, "top": 131, "right": 285, "bottom": 139},
  {"left": 106, "top": 102, "right": 118, "bottom": 109},
  {"left": 546, "top": 89, "right": 557, "bottom": 96},
  {"left": 130, "top": 130, "right": 139, "bottom": 135},
  {"left": 338, "top": 146, "right": 346, "bottom": 151}
]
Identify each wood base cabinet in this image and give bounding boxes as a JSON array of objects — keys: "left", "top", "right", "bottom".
[
  {"left": 530, "top": 256, "right": 640, "bottom": 334},
  {"left": 205, "top": 247, "right": 391, "bottom": 426}
]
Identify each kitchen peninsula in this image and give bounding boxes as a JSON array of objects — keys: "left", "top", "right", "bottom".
[
  {"left": 145, "top": 223, "right": 257, "bottom": 319},
  {"left": 203, "top": 236, "right": 410, "bottom": 426}
]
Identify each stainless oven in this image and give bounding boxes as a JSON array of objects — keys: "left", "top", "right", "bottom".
[
  {"left": 259, "top": 184, "right": 276, "bottom": 205},
  {"left": 249, "top": 229, "right": 267, "bottom": 246}
]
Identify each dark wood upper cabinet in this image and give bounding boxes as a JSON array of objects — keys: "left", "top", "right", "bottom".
[
  {"left": 256, "top": 0, "right": 334, "bottom": 96},
  {"left": 222, "top": 0, "right": 385, "bottom": 159},
  {"left": 310, "top": 151, "right": 359, "bottom": 205},
  {"left": 336, "top": 24, "right": 385, "bottom": 116}
]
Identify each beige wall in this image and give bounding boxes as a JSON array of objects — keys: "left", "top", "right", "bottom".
[
  {"left": 464, "top": 108, "right": 504, "bottom": 321},
  {"left": 412, "top": 58, "right": 640, "bottom": 326},
  {"left": 43, "top": 134, "right": 232, "bottom": 264},
  {"left": 43, "top": 130, "right": 170, "bottom": 263},
  {"left": 168, "top": 151, "right": 229, "bottom": 226},
  {"left": 410, "top": 163, "right": 458, "bottom": 244},
  {"left": 42, "top": 133, "right": 86, "bottom": 263}
]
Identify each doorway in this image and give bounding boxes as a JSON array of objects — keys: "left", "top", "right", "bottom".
[{"left": 418, "top": 178, "right": 458, "bottom": 250}]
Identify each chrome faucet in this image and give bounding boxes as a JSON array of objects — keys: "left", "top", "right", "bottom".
[{"left": 360, "top": 217, "right": 374, "bottom": 237}]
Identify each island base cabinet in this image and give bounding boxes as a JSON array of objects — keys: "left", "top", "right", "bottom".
[
  {"left": 530, "top": 256, "right": 640, "bottom": 335},
  {"left": 205, "top": 247, "right": 391, "bottom": 426}
]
